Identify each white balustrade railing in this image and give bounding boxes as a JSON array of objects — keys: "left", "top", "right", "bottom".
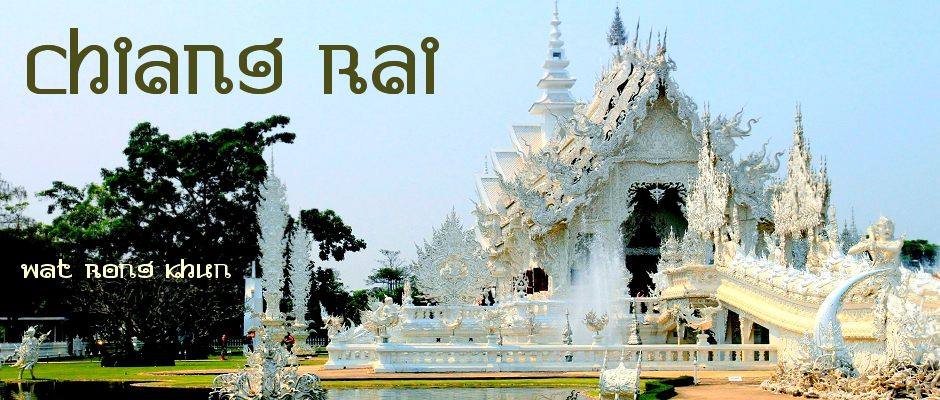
[
  {"left": 0, "top": 341, "right": 83, "bottom": 359},
  {"left": 323, "top": 343, "right": 377, "bottom": 369},
  {"left": 402, "top": 299, "right": 569, "bottom": 322},
  {"left": 326, "top": 342, "right": 777, "bottom": 372}
]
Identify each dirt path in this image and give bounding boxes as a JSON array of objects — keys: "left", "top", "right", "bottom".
[{"left": 674, "top": 383, "right": 790, "bottom": 399}]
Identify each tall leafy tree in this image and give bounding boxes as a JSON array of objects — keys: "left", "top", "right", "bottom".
[
  {"left": 367, "top": 249, "right": 406, "bottom": 292},
  {"left": 40, "top": 116, "right": 297, "bottom": 364},
  {"left": 295, "top": 209, "right": 367, "bottom": 329}
]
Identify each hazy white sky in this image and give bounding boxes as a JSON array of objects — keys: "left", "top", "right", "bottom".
[{"left": 1, "top": 1, "right": 938, "bottom": 289}]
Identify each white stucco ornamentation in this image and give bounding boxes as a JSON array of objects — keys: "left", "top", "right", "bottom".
[
  {"left": 685, "top": 109, "right": 729, "bottom": 245},
  {"left": 361, "top": 297, "right": 401, "bottom": 343},
  {"left": 256, "top": 173, "right": 289, "bottom": 321},
  {"left": 412, "top": 211, "right": 493, "bottom": 305},
  {"left": 771, "top": 106, "right": 831, "bottom": 270},
  {"left": 228, "top": 177, "right": 328, "bottom": 397},
  {"left": 211, "top": 319, "right": 326, "bottom": 400},
  {"left": 730, "top": 141, "right": 782, "bottom": 222},
  {"left": 288, "top": 229, "right": 316, "bottom": 355},
  {"left": 846, "top": 217, "right": 904, "bottom": 275},
  {"left": 583, "top": 311, "right": 610, "bottom": 344},
  {"left": 289, "top": 229, "right": 313, "bottom": 325},
  {"left": 320, "top": 305, "right": 345, "bottom": 340},
  {"left": 599, "top": 350, "right": 642, "bottom": 399},
  {"left": 812, "top": 268, "right": 889, "bottom": 371}
]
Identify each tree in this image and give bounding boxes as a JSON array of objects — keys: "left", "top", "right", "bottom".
[
  {"left": 0, "top": 173, "right": 33, "bottom": 229},
  {"left": 346, "top": 289, "right": 372, "bottom": 325},
  {"left": 0, "top": 224, "right": 66, "bottom": 342},
  {"left": 902, "top": 239, "right": 937, "bottom": 270},
  {"left": 287, "top": 208, "right": 367, "bottom": 329},
  {"left": 299, "top": 209, "right": 366, "bottom": 262},
  {"left": 39, "top": 116, "right": 296, "bottom": 365},
  {"left": 367, "top": 249, "right": 406, "bottom": 293},
  {"left": 308, "top": 267, "right": 362, "bottom": 328},
  {"left": 0, "top": 174, "right": 65, "bottom": 326}
]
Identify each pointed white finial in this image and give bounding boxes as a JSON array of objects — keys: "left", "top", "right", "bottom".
[
  {"left": 529, "top": 0, "right": 576, "bottom": 137},
  {"left": 646, "top": 27, "right": 652, "bottom": 55},
  {"left": 607, "top": 5, "right": 627, "bottom": 49},
  {"left": 269, "top": 146, "right": 276, "bottom": 172},
  {"left": 633, "top": 18, "right": 640, "bottom": 48},
  {"left": 793, "top": 102, "right": 805, "bottom": 150}
]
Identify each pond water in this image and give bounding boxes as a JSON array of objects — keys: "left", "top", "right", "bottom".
[{"left": 0, "top": 381, "right": 585, "bottom": 400}]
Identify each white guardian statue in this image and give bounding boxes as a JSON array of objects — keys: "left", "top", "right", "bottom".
[{"left": 6, "top": 326, "right": 50, "bottom": 380}]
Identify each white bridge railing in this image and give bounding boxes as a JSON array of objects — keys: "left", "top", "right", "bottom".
[{"left": 326, "top": 343, "right": 777, "bottom": 372}]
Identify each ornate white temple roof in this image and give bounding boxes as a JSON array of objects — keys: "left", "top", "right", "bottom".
[
  {"left": 475, "top": 174, "right": 506, "bottom": 212},
  {"left": 511, "top": 124, "right": 545, "bottom": 154},
  {"left": 473, "top": 5, "right": 759, "bottom": 239},
  {"left": 490, "top": 149, "right": 526, "bottom": 181}
]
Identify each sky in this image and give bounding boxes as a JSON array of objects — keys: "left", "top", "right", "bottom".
[{"left": 1, "top": 1, "right": 938, "bottom": 289}]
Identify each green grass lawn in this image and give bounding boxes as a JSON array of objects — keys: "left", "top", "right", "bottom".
[
  {"left": 1, "top": 357, "right": 683, "bottom": 396},
  {"left": 0, "top": 356, "right": 325, "bottom": 388}
]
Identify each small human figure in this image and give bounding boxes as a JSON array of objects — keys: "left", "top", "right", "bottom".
[
  {"left": 282, "top": 333, "right": 295, "bottom": 352},
  {"left": 245, "top": 330, "right": 256, "bottom": 353},
  {"left": 219, "top": 334, "right": 228, "bottom": 360}
]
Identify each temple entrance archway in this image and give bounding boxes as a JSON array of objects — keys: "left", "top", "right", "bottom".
[{"left": 620, "top": 183, "right": 687, "bottom": 296}]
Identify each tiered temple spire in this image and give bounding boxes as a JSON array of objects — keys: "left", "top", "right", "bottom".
[
  {"left": 529, "top": 0, "right": 577, "bottom": 140},
  {"left": 771, "top": 104, "right": 832, "bottom": 260},
  {"left": 686, "top": 106, "right": 730, "bottom": 245}
]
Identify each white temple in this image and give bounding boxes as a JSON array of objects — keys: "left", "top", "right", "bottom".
[{"left": 324, "top": 4, "right": 939, "bottom": 388}]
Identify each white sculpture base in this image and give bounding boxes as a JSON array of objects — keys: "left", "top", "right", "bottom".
[
  {"left": 262, "top": 318, "right": 288, "bottom": 344},
  {"left": 291, "top": 323, "right": 316, "bottom": 357}
]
